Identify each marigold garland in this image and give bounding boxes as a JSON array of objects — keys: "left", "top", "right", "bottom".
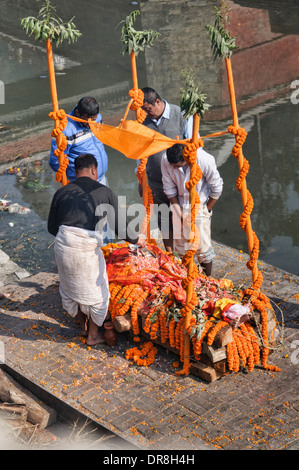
[
  {"left": 149, "top": 317, "right": 159, "bottom": 340},
  {"left": 128, "top": 88, "right": 147, "bottom": 123},
  {"left": 125, "top": 341, "right": 157, "bottom": 366},
  {"left": 49, "top": 109, "right": 69, "bottom": 184},
  {"left": 224, "top": 120, "right": 279, "bottom": 375},
  {"left": 243, "top": 289, "right": 280, "bottom": 372},
  {"left": 245, "top": 322, "right": 260, "bottom": 365},
  {"left": 206, "top": 320, "right": 227, "bottom": 346},
  {"left": 226, "top": 341, "right": 236, "bottom": 371},
  {"left": 239, "top": 323, "right": 255, "bottom": 371},
  {"left": 227, "top": 124, "right": 264, "bottom": 293},
  {"left": 104, "top": 243, "right": 280, "bottom": 377},
  {"left": 131, "top": 288, "right": 149, "bottom": 338},
  {"left": 135, "top": 153, "right": 155, "bottom": 243},
  {"left": 228, "top": 125, "right": 247, "bottom": 158},
  {"left": 228, "top": 338, "right": 240, "bottom": 372},
  {"left": 143, "top": 306, "right": 156, "bottom": 334},
  {"left": 169, "top": 317, "right": 177, "bottom": 349},
  {"left": 192, "top": 319, "right": 214, "bottom": 361},
  {"left": 238, "top": 325, "right": 250, "bottom": 357},
  {"left": 233, "top": 331, "right": 247, "bottom": 367},
  {"left": 159, "top": 307, "right": 168, "bottom": 343},
  {"left": 175, "top": 318, "right": 183, "bottom": 350}
]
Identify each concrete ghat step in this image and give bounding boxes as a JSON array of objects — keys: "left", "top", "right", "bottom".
[{"left": 0, "top": 249, "right": 30, "bottom": 287}]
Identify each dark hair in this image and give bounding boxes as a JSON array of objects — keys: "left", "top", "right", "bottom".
[
  {"left": 74, "top": 154, "right": 98, "bottom": 172},
  {"left": 76, "top": 97, "right": 99, "bottom": 117},
  {"left": 166, "top": 144, "right": 185, "bottom": 164},
  {"left": 142, "top": 87, "right": 162, "bottom": 105}
]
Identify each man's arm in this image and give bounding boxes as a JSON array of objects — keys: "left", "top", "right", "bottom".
[
  {"left": 206, "top": 196, "right": 218, "bottom": 212},
  {"left": 169, "top": 195, "right": 183, "bottom": 219},
  {"left": 47, "top": 194, "right": 59, "bottom": 236},
  {"left": 161, "top": 154, "right": 178, "bottom": 200},
  {"left": 199, "top": 149, "right": 224, "bottom": 204}
]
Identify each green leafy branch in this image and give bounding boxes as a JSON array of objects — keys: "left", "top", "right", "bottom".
[
  {"left": 180, "top": 70, "right": 210, "bottom": 119},
  {"left": 206, "top": 1, "right": 238, "bottom": 60},
  {"left": 20, "top": 0, "right": 81, "bottom": 46},
  {"left": 119, "top": 10, "right": 160, "bottom": 56}
]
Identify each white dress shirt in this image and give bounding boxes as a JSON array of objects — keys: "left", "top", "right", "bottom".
[{"left": 161, "top": 147, "right": 223, "bottom": 209}]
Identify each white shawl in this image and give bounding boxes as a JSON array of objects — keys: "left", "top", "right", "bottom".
[{"left": 54, "top": 225, "right": 110, "bottom": 326}]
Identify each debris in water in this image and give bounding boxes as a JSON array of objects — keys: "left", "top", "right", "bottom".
[
  {"left": 0, "top": 200, "right": 31, "bottom": 214},
  {"left": 7, "top": 167, "right": 21, "bottom": 175}
]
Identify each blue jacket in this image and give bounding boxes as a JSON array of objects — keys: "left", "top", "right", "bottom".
[{"left": 49, "top": 108, "right": 108, "bottom": 182}]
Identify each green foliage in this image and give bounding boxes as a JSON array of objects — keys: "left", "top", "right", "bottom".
[
  {"left": 180, "top": 70, "right": 210, "bottom": 119},
  {"left": 20, "top": 0, "right": 81, "bottom": 46},
  {"left": 120, "top": 10, "right": 160, "bottom": 56},
  {"left": 206, "top": 1, "right": 238, "bottom": 60}
]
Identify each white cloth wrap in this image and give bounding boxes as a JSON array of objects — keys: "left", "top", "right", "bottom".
[
  {"left": 54, "top": 225, "right": 110, "bottom": 326},
  {"left": 173, "top": 203, "right": 215, "bottom": 263}
]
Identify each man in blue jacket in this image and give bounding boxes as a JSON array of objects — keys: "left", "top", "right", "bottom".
[{"left": 49, "top": 96, "right": 108, "bottom": 185}]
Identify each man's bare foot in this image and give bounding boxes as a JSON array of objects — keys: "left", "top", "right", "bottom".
[
  {"left": 77, "top": 310, "right": 88, "bottom": 337},
  {"left": 0, "top": 293, "right": 10, "bottom": 300},
  {"left": 86, "top": 330, "right": 105, "bottom": 346}
]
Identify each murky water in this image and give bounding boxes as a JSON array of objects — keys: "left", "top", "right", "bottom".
[{"left": 0, "top": 0, "right": 298, "bottom": 277}]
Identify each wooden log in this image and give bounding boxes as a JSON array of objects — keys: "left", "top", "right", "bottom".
[
  {"left": 213, "top": 359, "right": 227, "bottom": 374},
  {"left": 251, "top": 320, "right": 278, "bottom": 347},
  {"left": 198, "top": 353, "right": 228, "bottom": 374},
  {"left": 251, "top": 307, "right": 275, "bottom": 325},
  {"left": 0, "top": 369, "right": 57, "bottom": 429},
  {"left": 0, "top": 402, "right": 27, "bottom": 422},
  {"left": 113, "top": 313, "right": 132, "bottom": 332},
  {"left": 201, "top": 342, "right": 227, "bottom": 362},
  {"left": 212, "top": 324, "right": 233, "bottom": 348}
]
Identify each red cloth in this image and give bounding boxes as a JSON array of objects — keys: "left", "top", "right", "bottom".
[{"left": 105, "top": 244, "right": 187, "bottom": 303}]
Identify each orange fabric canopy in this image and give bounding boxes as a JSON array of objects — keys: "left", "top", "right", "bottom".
[
  {"left": 89, "top": 119, "right": 187, "bottom": 160},
  {"left": 67, "top": 114, "right": 229, "bottom": 161}
]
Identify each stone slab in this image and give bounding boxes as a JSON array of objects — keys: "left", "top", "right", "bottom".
[{"left": 0, "top": 243, "right": 298, "bottom": 450}]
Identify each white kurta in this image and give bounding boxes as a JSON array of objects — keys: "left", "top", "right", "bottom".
[
  {"left": 161, "top": 147, "right": 223, "bottom": 208},
  {"left": 161, "top": 147, "right": 223, "bottom": 261},
  {"left": 54, "top": 225, "right": 110, "bottom": 326}
]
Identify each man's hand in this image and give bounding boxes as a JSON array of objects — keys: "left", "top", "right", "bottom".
[
  {"left": 136, "top": 235, "right": 147, "bottom": 247},
  {"left": 206, "top": 197, "right": 217, "bottom": 212}
]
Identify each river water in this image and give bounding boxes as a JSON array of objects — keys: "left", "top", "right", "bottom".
[{"left": 0, "top": 0, "right": 298, "bottom": 278}]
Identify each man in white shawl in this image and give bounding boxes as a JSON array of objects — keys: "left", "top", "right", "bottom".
[{"left": 48, "top": 154, "right": 145, "bottom": 345}]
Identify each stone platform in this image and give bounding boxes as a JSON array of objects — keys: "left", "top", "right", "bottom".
[{"left": 0, "top": 241, "right": 298, "bottom": 450}]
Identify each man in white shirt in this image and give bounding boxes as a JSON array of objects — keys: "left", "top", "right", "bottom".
[{"left": 161, "top": 143, "right": 223, "bottom": 276}]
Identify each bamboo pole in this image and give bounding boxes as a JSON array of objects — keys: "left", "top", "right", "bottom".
[
  {"left": 46, "top": 38, "right": 67, "bottom": 186},
  {"left": 187, "top": 112, "right": 200, "bottom": 305},
  {"left": 225, "top": 57, "right": 258, "bottom": 286},
  {"left": 130, "top": 51, "right": 138, "bottom": 91},
  {"left": 182, "top": 113, "right": 200, "bottom": 373},
  {"left": 130, "top": 50, "right": 151, "bottom": 241}
]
